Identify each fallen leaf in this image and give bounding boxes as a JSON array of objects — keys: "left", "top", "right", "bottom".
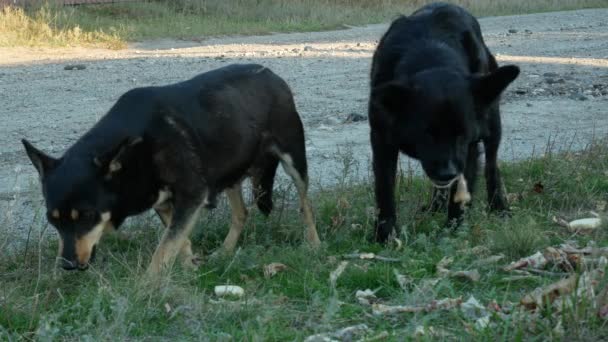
[
  {"left": 473, "top": 254, "right": 505, "bottom": 267},
  {"left": 263, "top": 262, "right": 288, "bottom": 278},
  {"left": 461, "top": 296, "right": 487, "bottom": 321},
  {"left": 436, "top": 257, "right": 454, "bottom": 276},
  {"left": 520, "top": 275, "right": 577, "bottom": 309},
  {"left": 504, "top": 251, "right": 548, "bottom": 271},
  {"left": 330, "top": 261, "right": 349, "bottom": 288},
  {"left": 164, "top": 302, "right": 172, "bottom": 314},
  {"left": 450, "top": 270, "right": 481, "bottom": 282},
  {"left": 304, "top": 324, "right": 369, "bottom": 342},
  {"left": 393, "top": 269, "right": 412, "bottom": 291},
  {"left": 355, "top": 289, "right": 377, "bottom": 306},
  {"left": 532, "top": 182, "right": 544, "bottom": 193}
]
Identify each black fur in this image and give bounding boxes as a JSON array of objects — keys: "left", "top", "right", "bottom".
[
  {"left": 23, "top": 64, "right": 311, "bottom": 270},
  {"left": 369, "top": 2, "right": 520, "bottom": 242}
]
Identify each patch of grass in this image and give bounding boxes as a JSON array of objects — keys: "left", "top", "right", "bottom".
[
  {"left": 2, "top": 142, "right": 608, "bottom": 340},
  {"left": 0, "top": 0, "right": 606, "bottom": 48}
]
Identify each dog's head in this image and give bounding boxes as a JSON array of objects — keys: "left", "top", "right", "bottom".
[
  {"left": 372, "top": 65, "right": 519, "bottom": 185},
  {"left": 22, "top": 137, "right": 142, "bottom": 270}
]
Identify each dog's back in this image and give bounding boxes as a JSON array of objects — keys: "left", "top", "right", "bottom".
[{"left": 371, "top": 2, "right": 493, "bottom": 87}]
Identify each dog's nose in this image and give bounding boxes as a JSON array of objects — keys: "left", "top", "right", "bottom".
[
  {"left": 435, "top": 164, "right": 458, "bottom": 182},
  {"left": 61, "top": 259, "right": 78, "bottom": 271}
]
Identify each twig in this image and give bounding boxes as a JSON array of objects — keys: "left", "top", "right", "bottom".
[{"left": 343, "top": 253, "right": 400, "bottom": 262}]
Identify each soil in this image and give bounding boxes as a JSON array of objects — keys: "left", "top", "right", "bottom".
[{"left": 1, "top": 8, "right": 607, "bottom": 246}]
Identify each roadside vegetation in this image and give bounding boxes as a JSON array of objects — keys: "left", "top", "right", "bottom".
[
  {"left": 0, "top": 0, "right": 606, "bottom": 48},
  {"left": 2, "top": 142, "right": 608, "bottom": 340}
]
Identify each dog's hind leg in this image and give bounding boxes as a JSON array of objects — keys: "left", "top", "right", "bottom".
[
  {"left": 148, "top": 203, "right": 202, "bottom": 276},
  {"left": 251, "top": 156, "right": 279, "bottom": 216},
  {"left": 222, "top": 182, "right": 249, "bottom": 253},
  {"left": 273, "top": 147, "right": 320, "bottom": 248}
]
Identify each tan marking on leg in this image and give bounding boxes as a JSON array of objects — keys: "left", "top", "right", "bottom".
[
  {"left": 147, "top": 206, "right": 202, "bottom": 276},
  {"left": 222, "top": 183, "right": 248, "bottom": 253},
  {"left": 153, "top": 188, "right": 172, "bottom": 208},
  {"left": 278, "top": 153, "right": 321, "bottom": 248},
  {"left": 155, "top": 203, "right": 174, "bottom": 228},
  {"left": 75, "top": 212, "right": 112, "bottom": 265}
]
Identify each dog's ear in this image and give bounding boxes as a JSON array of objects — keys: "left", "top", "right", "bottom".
[
  {"left": 472, "top": 65, "right": 520, "bottom": 105},
  {"left": 93, "top": 137, "right": 143, "bottom": 175},
  {"left": 22, "top": 139, "right": 58, "bottom": 178},
  {"left": 371, "top": 81, "right": 411, "bottom": 114}
]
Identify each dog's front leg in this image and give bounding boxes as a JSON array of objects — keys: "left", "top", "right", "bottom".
[
  {"left": 371, "top": 130, "right": 399, "bottom": 243},
  {"left": 447, "top": 142, "right": 480, "bottom": 226},
  {"left": 483, "top": 123, "right": 508, "bottom": 213},
  {"left": 147, "top": 204, "right": 202, "bottom": 276}
]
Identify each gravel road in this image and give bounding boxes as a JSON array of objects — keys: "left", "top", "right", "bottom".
[{"left": 1, "top": 8, "right": 607, "bottom": 247}]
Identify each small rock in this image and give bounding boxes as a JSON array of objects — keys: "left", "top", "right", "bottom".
[
  {"left": 545, "top": 78, "right": 565, "bottom": 84},
  {"left": 525, "top": 29, "right": 533, "bottom": 34},
  {"left": 526, "top": 103, "right": 533, "bottom": 107},
  {"left": 303, "top": 46, "right": 313, "bottom": 51},
  {"left": 515, "top": 89, "right": 527, "bottom": 95},
  {"left": 508, "top": 29, "right": 518, "bottom": 34},
  {"left": 343, "top": 113, "right": 366, "bottom": 123},
  {"left": 64, "top": 64, "right": 86, "bottom": 71}
]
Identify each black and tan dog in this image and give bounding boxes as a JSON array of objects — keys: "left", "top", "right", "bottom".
[
  {"left": 23, "top": 64, "right": 321, "bottom": 274},
  {"left": 369, "top": 2, "right": 520, "bottom": 242}
]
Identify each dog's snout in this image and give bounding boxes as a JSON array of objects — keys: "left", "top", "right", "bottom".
[
  {"left": 61, "top": 259, "right": 78, "bottom": 271},
  {"left": 435, "top": 162, "right": 458, "bottom": 182}
]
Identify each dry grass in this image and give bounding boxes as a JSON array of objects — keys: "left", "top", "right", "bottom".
[{"left": 0, "top": 0, "right": 605, "bottom": 48}]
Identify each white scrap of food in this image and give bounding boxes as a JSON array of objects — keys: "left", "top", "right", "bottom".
[
  {"left": 214, "top": 285, "right": 245, "bottom": 298},
  {"left": 568, "top": 218, "right": 602, "bottom": 232},
  {"left": 453, "top": 174, "right": 471, "bottom": 204}
]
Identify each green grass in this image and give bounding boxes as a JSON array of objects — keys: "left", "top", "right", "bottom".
[
  {"left": 0, "top": 0, "right": 607, "bottom": 48},
  {"left": 2, "top": 143, "right": 608, "bottom": 340}
]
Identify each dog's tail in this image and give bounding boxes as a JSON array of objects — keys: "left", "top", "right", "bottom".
[{"left": 252, "top": 155, "right": 279, "bottom": 216}]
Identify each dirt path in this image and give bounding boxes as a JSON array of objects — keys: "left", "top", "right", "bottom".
[{"left": 1, "top": 8, "right": 607, "bottom": 246}]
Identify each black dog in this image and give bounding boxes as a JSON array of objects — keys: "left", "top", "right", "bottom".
[
  {"left": 368, "top": 2, "right": 520, "bottom": 242},
  {"left": 23, "top": 64, "right": 321, "bottom": 275}
]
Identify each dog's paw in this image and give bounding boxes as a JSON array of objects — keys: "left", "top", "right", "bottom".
[{"left": 182, "top": 254, "right": 203, "bottom": 271}]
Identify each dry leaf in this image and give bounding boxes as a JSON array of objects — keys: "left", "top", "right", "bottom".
[
  {"left": 263, "top": 262, "right": 288, "bottom": 278},
  {"left": 436, "top": 257, "right": 454, "bottom": 276},
  {"left": 330, "top": 261, "right": 349, "bottom": 288},
  {"left": 473, "top": 254, "right": 505, "bottom": 266},
  {"left": 521, "top": 274, "right": 578, "bottom": 309},
  {"left": 164, "top": 302, "right": 172, "bottom": 314},
  {"left": 451, "top": 270, "right": 481, "bottom": 282},
  {"left": 504, "top": 251, "right": 548, "bottom": 271},
  {"left": 393, "top": 269, "right": 412, "bottom": 291},
  {"left": 304, "top": 324, "right": 369, "bottom": 342},
  {"left": 356, "top": 289, "right": 378, "bottom": 306},
  {"left": 532, "top": 182, "right": 544, "bottom": 193}
]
